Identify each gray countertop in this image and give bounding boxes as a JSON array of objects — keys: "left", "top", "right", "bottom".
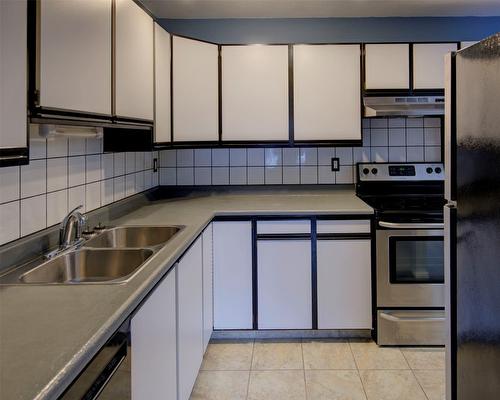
[{"left": 0, "top": 187, "right": 372, "bottom": 400}]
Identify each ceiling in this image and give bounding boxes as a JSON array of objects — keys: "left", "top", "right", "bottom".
[{"left": 140, "top": 0, "right": 500, "bottom": 19}]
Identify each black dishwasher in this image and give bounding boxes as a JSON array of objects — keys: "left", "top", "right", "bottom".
[{"left": 59, "top": 320, "right": 131, "bottom": 400}]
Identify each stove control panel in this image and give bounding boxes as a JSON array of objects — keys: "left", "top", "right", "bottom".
[{"left": 358, "top": 163, "right": 444, "bottom": 181}]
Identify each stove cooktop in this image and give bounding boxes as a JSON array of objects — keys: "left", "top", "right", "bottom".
[{"left": 355, "top": 162, "right": 445, "bottom": 221}]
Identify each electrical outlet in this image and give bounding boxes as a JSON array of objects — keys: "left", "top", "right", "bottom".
[
  {"left": 331, "top": 157, "right": 340, "bottom": 171},
  {"left": 153, "top": 158, "right": 158, "bottom": 172}
]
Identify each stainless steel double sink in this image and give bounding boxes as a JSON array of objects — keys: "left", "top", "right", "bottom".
[{"left": 0, "top": 226, "right": 183, "bottom": 285}]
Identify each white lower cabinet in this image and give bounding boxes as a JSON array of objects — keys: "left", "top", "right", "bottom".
[
  {"left": 317, "top": 239, "right": 372, "bottom": 329},
  {"left": 202, "top": 223, "right": 214, "bottom": 350},
  {"left": 213, "top": 221, "right": 253, "bottom": 329},
  {"left": 177, "top": 237, "right": 204, "bottom": 400},
  {"left": 257, "top": 240, "right": 312, "bottom": 329},
  {"left": 131, "top": 268, "right": 177, "bottom": 400}
]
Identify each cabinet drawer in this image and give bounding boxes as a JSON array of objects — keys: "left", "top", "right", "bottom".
[
  {"left": 257, "top": 220, "right": 311, "bottom": 234},
  {"left": 317, "top": 220, "right": 370, "bottom": 234}
]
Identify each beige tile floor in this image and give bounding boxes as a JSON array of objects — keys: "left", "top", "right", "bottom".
[{"left": 190, "top": 339, "right": 445, "bottom": 400}]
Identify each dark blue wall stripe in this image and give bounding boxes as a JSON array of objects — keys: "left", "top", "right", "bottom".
[{"left": 159, "top": 17, "right": 500, "bottom": 44}]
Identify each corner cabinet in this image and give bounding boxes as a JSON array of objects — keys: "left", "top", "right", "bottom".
[
  {"left": 213, "top": 221, "right": 253, "bottom": 329},
  {"left": 131, "top": 268, "right": 177, "bottom": 400},
  {"left": 413, "top": 43, "right": 458, "bottom": 90},
  {"left": 37, "top": 0, "right": 112, "bottom": 116},
  {"left": 0, "top": 0, "right": 28, "bottom": 166},
  {"left": 364, "top": 43, "right": 410, "bottom": 90},
  {"left": 154, "top": 23, "right": 171, "bottom": 143},
  {"left": 221, "top": 45, "right": 289, "bottom": 142},
  {"left": 293, "top": 44, "right": 361, "bottom": 142},
  {"left": 173, "top": 36, "right": 219, "bottom": 142},
  {"left": 114, "top": 0, "right": 154, "bottom": 121}
]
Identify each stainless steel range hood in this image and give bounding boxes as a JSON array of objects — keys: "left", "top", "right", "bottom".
[{"left": 363, "top": 96, "right": 445, "bottom": 117}]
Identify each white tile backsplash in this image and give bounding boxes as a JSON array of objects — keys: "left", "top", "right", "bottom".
[
  {"left": 158, "top": 117, "right": 442, "bottom": 189},
  {"left": 177, "top": 168, "right": 194, "bottom": 185},
  {"left": 69, "top": 156, "right": 86, "bottom": 187},
  {"left": 265, "top": 166, "right": 282, "bottom": 184},
  {"left": 265, "top": 148, "right": 282, "bottom": 166},
  {"left": 299, "top": 148, "right": 317, "bottom": 166},
  {"left": 86, "top": 155, "right": 101, "bottom": 183},
  {"left": 229, "top": 166, "right": 247, "bottom": 184},
  {"left": 195, "top": 167, "right": 212, "bottom": 185},
  {"left": 47, "top": 157, "right": 67, "bottom": 192},
  {"left": 0, "top": 201, "right": 20, "bottom": 244},
  {"left": 47, "top": 136, "right": 68, "bottom": 158},
  {"left": 21, "top": 195, "right": 46, "bottom": 236},
  {"left": 194, "top": 149, "right": 211, "bottom": 167},
  {"left": 283, "top": 166, "right": 300, "bottom": 184},
  {"left": 21, "top": 159, "right": 46, "bottom": 198},
  {"left": 177, "top": 149, "right": 194, "bottom": 167},
  {"left": 0, "top": 166, "right": 20, "bottom": 204},
  {"left": 230, "top": 149, "right": 247, "bottom": 167},
  {"left": 47, "top": 190, "right": 68, "bottom": 226},
  {"left": 0, "top": 142, "right": 159, "bottom": 245},
  {"left": 300, "top": 165, "right": 318, "bottom": 184}
]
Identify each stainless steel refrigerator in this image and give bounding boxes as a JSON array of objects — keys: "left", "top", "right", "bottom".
[{"left": 444, "top": 33, "right": 500, "bottom": 400}]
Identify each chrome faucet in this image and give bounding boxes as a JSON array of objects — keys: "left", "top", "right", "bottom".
[
  {"left": 59, "top": 205, "right": 87, "bottom": 249},
  {"left": 46, "top": 205, "right": 87, "bottom": 259}
]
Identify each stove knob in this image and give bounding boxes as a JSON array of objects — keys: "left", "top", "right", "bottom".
[
  {"left": 363, "top": 168, "right": 370, "bottom": 175},
  {"left": 371, "top": 168, "right": 378, "bottom": 175},
  {"left": 426, "top": 167, "right": 433, "bottom": 174},
  {"left": 435, "top": 167, "right": 442, "bottom": 174}
]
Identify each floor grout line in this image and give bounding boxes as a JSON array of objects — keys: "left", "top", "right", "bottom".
[
  {"left": 400, "top": 350, "right": 431, "bottom": 400},
  {"left": 244, "top": 339, "right": 255, "bottom": 400},
  {"left": 301, "top": 341, "right": 308, "bottom": 400},
  {"left": 348, "top": 339, "right": 369, "bottom": 400}
]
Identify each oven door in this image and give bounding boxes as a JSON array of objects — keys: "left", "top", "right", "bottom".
[{"left": 377, "top": 222, "right": 445, "bottom": 308}]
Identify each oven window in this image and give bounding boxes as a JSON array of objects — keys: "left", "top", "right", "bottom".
[{"left": 389, "top": 237, "right": 444, "bottom": 284}]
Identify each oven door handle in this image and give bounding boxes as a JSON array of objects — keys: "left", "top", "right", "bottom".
[
  {"left": 378, "top": 221, "right": 444, "bottom": 229},
  {"left": 379, "top": 311, "right": 446, "bottom": 322}
]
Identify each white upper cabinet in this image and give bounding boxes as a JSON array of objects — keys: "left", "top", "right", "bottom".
[
  {"left": 173, "top": 36, "right": 219, "bottom": 142},
  {"left": 293, "top": 44, "right": 361, "bottom": 141},
  {"left": 115, "top": 0, "right": 154, "bottom": 120},
  {"left": 413, "top": 43, "right": 458, "bottom": 89},
  {"left": 222, "top": 45, "right": 289, "bottom": 141},
  {"left": 365, "top": 44, "right": 409, "bottom": 90},
  {"left": 0, "top": 0, "right": 27, "bottom": 150},
  {"left": 154, "top": 23, "right": 171, "bottom": 143},
  {"left": 38, "top": 0, "right": 112, "bottom": 115}
]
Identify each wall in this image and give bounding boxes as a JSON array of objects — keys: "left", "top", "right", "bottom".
[
  {"left": 0, "top": 133, "right": 159, "bottom": 246},
  {"left": 160, "top": 17, "right": 500, "bottom": 44},
  {"left": 158, "top": 116, "right": 441, "bottom": 186}
]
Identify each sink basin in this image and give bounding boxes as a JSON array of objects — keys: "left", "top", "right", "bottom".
[
  {"left": 19, "top": 248, "right": 153, "bottom": 284},
  {"left": 84, "top": 226, "right": 182, "bottom": 249}
]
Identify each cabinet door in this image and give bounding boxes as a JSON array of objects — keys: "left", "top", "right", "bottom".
[
  {"left": 202, "top": 223, "right": 213, "bottom": 350},
  {"left": 131, "top": 268, "right": 177, "bottom": 400},
  {"left": 317, "top": 239, "right": 372, "bottom": 329},
  {"left": 257, "top": 240, "right": 312, "bottom": 329},
  {"left": 154, "top": 23, "right": 171, "bottom": 143},
  {"left": 222, "top": 45, "right": 289, "bottom": 141},
  {"left": 115, "top": 0, "right": 154, "bottom": 120},
  {"left": 173, "top": 36, "right": 219, "bottom": 142},
  {"left": 213, "top": 221, "right": 253, "bottom": 329},
  {"left": 0, "top": 0, "right": 27, "bottom": 150},
  {"left": 39, "top": 0, "right": 112, "bottom": 115},
  {"left": 365, "top": 44, "right": 409, "bottom": 90},
  {"left": 177, "top": 237, "right": 204, "bottom": 400},
  {"left": 413, "top": 43, "right": 458, "bottom": 89},
  {"left": 294, "top": 44, "right": 361, "bottom": 141}
]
